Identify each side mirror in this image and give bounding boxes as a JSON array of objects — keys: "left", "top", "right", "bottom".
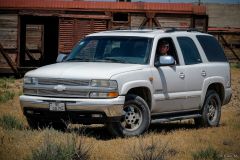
[
  {"left": 56, "top": 53, "right": 67, "bottom": 63},
  {"left": 155, "top": 55, "right": 175, "bottom": 67}
]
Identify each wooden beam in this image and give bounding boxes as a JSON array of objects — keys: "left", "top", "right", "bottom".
[
  {"left": 139, "top": 17, "right": 148, "bottom": 29},
  {"left": 0, "top": 43, "right": 20, "bottom": 77},
  {"left": 153, "top": 17, "right": 161, "bottom": 28},
  {"left": 25, "top": 46, "right": 37, "bottom": 61},
  {"left": 220, "top": 35, "right": 240, "bottom": 61}
]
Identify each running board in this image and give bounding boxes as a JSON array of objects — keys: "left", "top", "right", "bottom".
[{"left": 151, "top": 114, "right": 202, "bottom": 124}]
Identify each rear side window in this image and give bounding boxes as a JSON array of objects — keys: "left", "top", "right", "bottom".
[
  {"left": 177, "top": 37, "right": 202, "bottom": 65},
  {"left": 196, "top": 35, "right": 227, "bottom": 62}
]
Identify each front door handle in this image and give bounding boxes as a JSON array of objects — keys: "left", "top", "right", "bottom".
[{"left": 179, "top": 72, "right": 185, "bottom": 79}]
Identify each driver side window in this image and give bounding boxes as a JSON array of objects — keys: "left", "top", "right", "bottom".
[{"left": 155, "top": 37, "right": 179, "bottom": 65}]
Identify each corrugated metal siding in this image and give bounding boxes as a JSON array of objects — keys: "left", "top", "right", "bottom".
[
  {"left": 59, "top": 18, "right": 107, "bottom": 53},
  {"left": 94, "top": 20, "right": 107, "bottom": 32},
  {"left": 59, "top": 18, "right": 74, "bottom": 53}
]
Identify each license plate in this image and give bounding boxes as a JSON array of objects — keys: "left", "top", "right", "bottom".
[{"left": 49, "top": 102, "right": 65, "bottom": 111}]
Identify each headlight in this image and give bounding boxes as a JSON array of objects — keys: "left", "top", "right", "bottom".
[
  {"left": 90, "top": 80, "right": 118, "bottom": 98},
  {"left": 24, "top": 77, "right": 38, "bottom": 85},
  {"left": 91, "top": 80, "right": 118, "bottom": 88}
]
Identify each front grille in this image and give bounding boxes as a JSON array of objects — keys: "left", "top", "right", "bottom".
[
  {"left": 38, "top": 78, "right": 90, "bottom": 86},
  {"left": 38, "top": 89, "right": 89, "bottom": 98},
  {"left": 25, "top": 78, "right": 91, "bottom": 98}
]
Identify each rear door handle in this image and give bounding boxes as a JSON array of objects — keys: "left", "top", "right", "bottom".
[
  {"left": 201, "top": 70, "right": 206, "bottom": 77},
  {"left": 179, "top": 72, "right": 185, "bottom": 79}
]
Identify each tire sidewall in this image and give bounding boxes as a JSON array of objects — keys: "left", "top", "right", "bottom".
[
  {"left": 108, "top": 94, "right": 151, "bottom": 137},
  {"left": 202, "top": 90, "right": 221, "bottom": 127}
]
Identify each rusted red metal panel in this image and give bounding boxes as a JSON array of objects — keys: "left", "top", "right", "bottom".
[
  {"left": 208, "top": 27, "right": 240, "bottom": 33},
  {"left": 59, "top": 18, "right": 74, "bottom": 53},
  {"left": 59, "top": 18, "right": 107, "bottom": 53},
  {"left": 193, "top": 5, "right": 206, "bottom": 15},
  {"left": 0, "top": 0, "right": 206, "bottom": 15}
]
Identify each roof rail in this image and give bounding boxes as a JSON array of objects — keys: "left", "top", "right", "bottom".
[
  {"left": 164, "top": 27, "right": 200, "bottom": 33},
  {"left": 109, "top": 27, "right": 200, "bottom": 32}
]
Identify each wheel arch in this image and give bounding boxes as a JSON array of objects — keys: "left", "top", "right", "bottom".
[
  {"left": 126, "top": 87, "right": 152, "bottom": 110},
  {"left": 201, "top": 80, "right": 225, "bottom": 108}
]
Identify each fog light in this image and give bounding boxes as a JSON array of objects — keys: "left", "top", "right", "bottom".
[
  {"left": 92, "top": 114, "right": 103, "bottom": 118},
  {"left": 26, "top": 110, "right": 34, "bottom": 114}
]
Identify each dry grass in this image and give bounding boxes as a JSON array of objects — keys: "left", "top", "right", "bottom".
[{"left": 0, "top": 68, "right": 240, "bottom": 160}]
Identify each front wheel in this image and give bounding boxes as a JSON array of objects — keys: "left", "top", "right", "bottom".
[
  {"left": 107, "top": 95, "right": 150, "bottom": 137},
  {"left": 195, "top": 90, "right": 221, "bottom": 127}
]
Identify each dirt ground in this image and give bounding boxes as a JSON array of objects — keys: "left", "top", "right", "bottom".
[{"left": 0, "top": 68, "right": 239, "bottom": 160}]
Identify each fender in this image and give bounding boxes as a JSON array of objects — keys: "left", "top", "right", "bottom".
[
  {"left": 119, "top": 80, "right": 154, "bottom": 96},
  {"left": 200, "top": 76, "right": 225, "bottom": 108}
]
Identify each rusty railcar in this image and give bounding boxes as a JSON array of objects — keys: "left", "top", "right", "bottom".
[{"left": 0, "top": 0, "right": 208, "bottom": 76}]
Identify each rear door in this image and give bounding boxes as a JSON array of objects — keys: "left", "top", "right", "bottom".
[{"left": 176, "top": 36, "right": 205, "bottom": 110}]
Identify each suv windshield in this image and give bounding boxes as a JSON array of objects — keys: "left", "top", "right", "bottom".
[{"left": 66, "top": 36, "right": 153, "bottom": 64}]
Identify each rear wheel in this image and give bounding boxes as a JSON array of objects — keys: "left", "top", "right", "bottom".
[
  {"left": 195, "top": 90, "right": 221, "bottom": 127},
  {"left": 107, "top": 94, "right": 150, "bottom": 137}
]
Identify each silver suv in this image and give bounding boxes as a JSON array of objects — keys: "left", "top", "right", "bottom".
[{"left": 20, "top": 29, "right": 232, "bottom": 136}]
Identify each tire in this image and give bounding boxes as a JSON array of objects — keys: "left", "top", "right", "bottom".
[
  {"left": 195, "top": 90, "right": 221, "bottom": 127},
  {"left": 107, "top": 94, "right": 151, "bottom": 137}
]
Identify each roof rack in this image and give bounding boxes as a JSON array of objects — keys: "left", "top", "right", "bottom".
[
  {"left": 109, "top": 27, "right": 200, "bottom": 33},
  {"left": 164, "top": 27, "right": 199, "bottom": 33}
]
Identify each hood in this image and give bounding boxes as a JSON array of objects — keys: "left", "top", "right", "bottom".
[{"left": 26, "top": 62, "right": 147, "bottom": 79}]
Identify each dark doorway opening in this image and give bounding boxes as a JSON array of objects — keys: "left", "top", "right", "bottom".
[{"left": 20, "top": 16, "right": 59, "bottom": 67}]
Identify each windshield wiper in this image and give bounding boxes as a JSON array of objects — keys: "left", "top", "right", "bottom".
[
  {"left": 66, "top": 58, "right": 91, "bottom": 62},
  {"left": 103, "top": 57, "right": 126, "bottom": 63}
]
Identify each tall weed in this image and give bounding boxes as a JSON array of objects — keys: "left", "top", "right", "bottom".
[
  {"left": 129, "top": 136, "right": 172, "bottom": 160},
  {"left": 0, "top": 90, "right": 15, "bottom": 103},
  {"left": 0, "top": 77, "right": 15, "bottom": 103},
  {"left": 192, "top": 146, "right": 223, "bottom": 160},
  {"left": 0, "top": 114, "right": 24, "bottom": 130},
  {"left": 29, "top": 130, "right": 91, "bottom": 160}
]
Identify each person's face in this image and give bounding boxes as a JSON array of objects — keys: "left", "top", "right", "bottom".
[{"left": 159, "top": 44, "right": 169, "bottom": 55}]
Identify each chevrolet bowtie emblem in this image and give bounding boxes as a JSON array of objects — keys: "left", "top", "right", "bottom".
[{"left": 54, "top": 85, "right": 66, "bottom": 92}]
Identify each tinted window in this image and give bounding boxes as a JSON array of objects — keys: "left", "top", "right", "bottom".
[
  {"left": 66, "top": 36, "right": 153, "bottom": 64},
  {"left": 196, "top": 35, "right": 227, "bottom": 62},
  {"left": 155, "top": 37, "right": 179, "bottom": 64},
  {"left": 177, "top": 37, "right": 202, "bottom": 65}
]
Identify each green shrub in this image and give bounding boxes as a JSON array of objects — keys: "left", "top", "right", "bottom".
[
  {"left": 0, "top": 77, "right": 15, "bottom": 89},
  {"left": 231, "top": 62, "right": 240, "bottom": 69},
  {"left": 0, "top": 90, "right": 15, "bottom": 103},
  {"left": 130, "top": 137, "right": 170, "bottom": 160},
  {"left": 29, "top": 133, "right": 91, "bottom": 160},
  {"left": 0, "top": 115, "right": 24, "bottom": 130},
  {"left": 192, "top": 146, "right": 223, "bottom": 160}
]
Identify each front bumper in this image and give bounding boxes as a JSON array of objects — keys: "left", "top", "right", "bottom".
[{"left": 20, "top": 95, "right": 125, "bottom": 122}]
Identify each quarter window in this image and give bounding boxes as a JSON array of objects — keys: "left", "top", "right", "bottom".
[
  {"left": 196, "top": 35, "right": 227, "bottom": 62},
  {"left": 177, "top": 37, "right": 202, "bottom": 65}
]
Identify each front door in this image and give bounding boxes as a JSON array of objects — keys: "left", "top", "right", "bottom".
[{"left": 152, "top": 37, "right": 186, "bottom": 113}]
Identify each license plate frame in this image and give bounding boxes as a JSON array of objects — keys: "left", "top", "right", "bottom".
[{"left": 49, "top": 102, "right": 65, "bottom": 111}]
